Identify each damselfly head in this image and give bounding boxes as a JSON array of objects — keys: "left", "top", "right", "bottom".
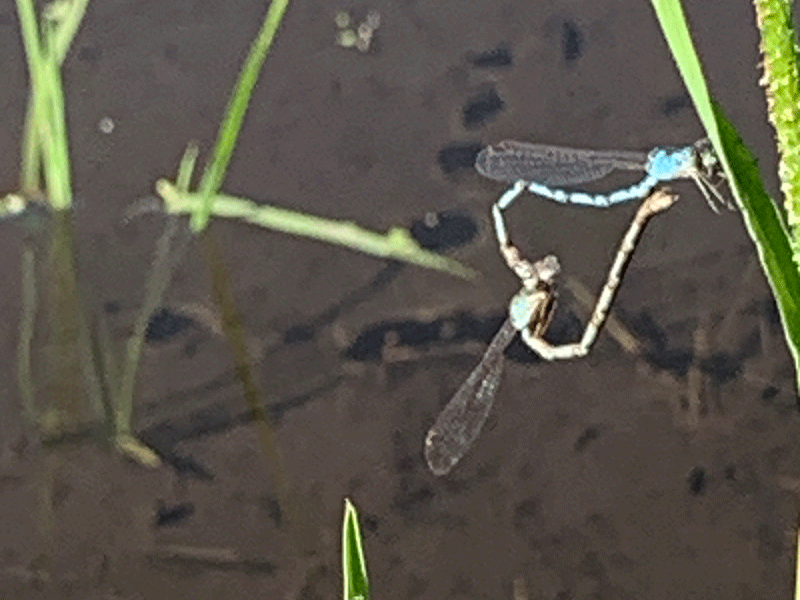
[
  {"left": 694, "top": 138, "right": 717, "bottom": 170},
  {"left": 691, "top": 138, "right": 732, "bottom": 212},
  {"left": 533, "top": 254, "right": 560, "bottom": 286}
]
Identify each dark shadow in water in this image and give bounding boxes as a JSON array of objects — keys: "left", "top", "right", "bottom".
[
  {"left": 345, "top": 311, "right": 508, "bottom": 362},
  {"left": 145, "top": 307, "right": 200, "bottom": 343},
  {"left": 155, "top": 501, "right": 196, "bottom": 527},
  {"left": 283, "top": 262, "right": 404, "bottom": 343},
  {"left": 467, "top": 44, "right": 513, "bottom": 68},
  {"left": 345, "top": 304, "right": 587, "bottom": 365},
  {"left": 561, "top": 20, "right": 583, "bottom": 62},
  {"left": 437, "top": 142, "right": 483, "bottom": 174},
  {"left": 409, "top": 211, "right": 478, "bottom": 251},
  {"left": 687, "top": 466, "right": 706, "bottom": 496},
  {"left": 462, "top": 86, "right": 504, "bottom": 128},
  {"left": 660, "top": 94, "right": 692, "bottom": 117}
]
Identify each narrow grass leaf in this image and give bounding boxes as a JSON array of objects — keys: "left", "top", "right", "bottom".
[
  {"left": 192, "top": 0, "right": 291, "bottom": 231},
  {"left": 342, "top": 498, "right": 370, "bottom": 600}
]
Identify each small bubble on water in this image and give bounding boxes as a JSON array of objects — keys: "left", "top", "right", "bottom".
[{"left": 98, "top": 117, "right": 115, "bottom": 134}]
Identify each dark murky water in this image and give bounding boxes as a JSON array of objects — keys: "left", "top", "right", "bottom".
[{"left": 0, "top": 0, "right": 796, "bottom": 599}]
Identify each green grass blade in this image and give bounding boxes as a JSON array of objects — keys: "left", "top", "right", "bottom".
[
  {"left": 651, "top": 0, "right": 800, "bottom": 393},
  {"left": 18, "top": 0, "right": 88, "bottom": 195},
  {"left": 158, "top": 180, "right": 478, "bottom": 279},
  {"left": 16, "top": 0, "right": 49, "bottom": 193},
  {"left": 40, "top": 26, "right": 72, "bottom": 209},
  {"left": 15, "top": 0, "right": 75, "bottom": 209},
  {"left": 191, "top": 0, "right": 291, "bottom": 231},
  {"left": 650, "top": 0, "right": 717, "bottom": 137},
  {"left": 47, "top": 0, "right": 91, "bottom": 63},
  {"left": 20, "top": 99, "right": 41, "bottom": 193},
  {"left": 342, "top": 499, "right": 370, "bottom": 600}
]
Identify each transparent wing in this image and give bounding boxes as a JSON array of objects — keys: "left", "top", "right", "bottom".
[
  {"left": 475, "top": 141, "right": 649, "bottom": 186},
  {"left": 425, "top": 318, "right": 518, "bottom": 476}
]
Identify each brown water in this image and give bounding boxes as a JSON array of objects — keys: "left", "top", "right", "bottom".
[{"left": 0, "top": 0, "right": 796, "bottom": 598}]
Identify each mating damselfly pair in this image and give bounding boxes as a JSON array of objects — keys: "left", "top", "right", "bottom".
[{"left": 425, "top": 139, "right": 728, "bottom": 476}]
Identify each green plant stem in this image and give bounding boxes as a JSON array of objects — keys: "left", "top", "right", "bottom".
[
  {"left": 158, "top": 180, "right": 477, "bottom": 279},
  {"left": 753, "top": 0, "right": 800, "bottom": 264}
]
